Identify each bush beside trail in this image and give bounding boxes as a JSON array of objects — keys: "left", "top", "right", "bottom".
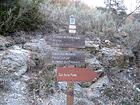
[{"left": 0, "top": 0, "right": 44, "bottom": 35}]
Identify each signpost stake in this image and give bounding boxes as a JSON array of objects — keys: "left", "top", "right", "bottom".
[
  {"left": 67, "top": 82, "right": 74, "bottom": 105},
  {"left": 67, "top": 15, "right": 76, "bottom": 105},
  {"left": 66, "top": 48, "right": 76, "bottom": 105}
]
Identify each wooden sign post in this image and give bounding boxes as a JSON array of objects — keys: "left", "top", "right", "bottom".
[
  {"left": 67, "top": 15, "right": 76, "bottom": 105},
  {"left": 48, "top": 15, "right": 86, "bottom": 105}
]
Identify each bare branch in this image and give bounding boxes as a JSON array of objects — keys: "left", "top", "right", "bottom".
[{"left": 117, "top": 5, "right": 140, "bottom": 29}]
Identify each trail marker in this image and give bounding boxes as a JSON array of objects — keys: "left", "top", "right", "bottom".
[
  {"left": 69, "top": 15, "right": 76, "bottom": 34},
  {"left": 57, "top": 67, "right": 97, "bottom": 82}
]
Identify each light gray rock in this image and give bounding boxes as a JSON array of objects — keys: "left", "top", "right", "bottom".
[
  {"left": 49, "top": 92, "right": 66, "bottom": 105},
  {"left": 4, "top": 93, "right": 31, "bottom": 105},
  {"left": 85, "top": 41, "right": 100, "bottom": 50},
  {"left": 23, "top": 38, "right": 48, "bottom": 54},
  {"left": 23, "top": 38, "right": 52, "bottom": 67},
  {"left": 133, "top": 83, "right": 140, "bottom": 92},
  {"left": 57, "top": 82, "right": 83, "bottom": 97},
  {"left": 83, "top": 76, "right": 109, "bottom": 99},
  {"left": 99, "top": 47, "right": 127, "bottom": 67},
  {"left": 0, "top": 46, "right": 30, "bottom": 78},
  {"left": 74, "top": 98, "right": 95, "bottom": 105},
  {"left": 85, "top": 37, "right": 101, "bottom": 53},
  {"left": 86, "top": 57, "right": 103, "bottom": 70},
  {"left": 9, "top": 79, "right": 28, "bottom": 95},
  {"left": 47, "top": 92, "right": 94, "bottom": 105}
]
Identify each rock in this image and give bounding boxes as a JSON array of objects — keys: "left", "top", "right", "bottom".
[
  {"left": 11, "top": 31, "right": 31, "bottom": 44},
  {"left": 42, "top": 98, "right": 51, "bottom": 105},
  {"left": 0, "top": 35, "right": 13, "bottom": 50},
  {"left": 0, "top": 74, "right": 31, "bottom": 105},
  {"left": 86, "top": 57, "right": 103, "bottom": 70},
  {"left": 75, "top": 98, "right": 95, "bottom": 105},
  {"left": 0, "top": 46, "right": 30, "bottom": 78},
  {"left": 57, "top": 82, "right": 83, "bottom": 96},
  {"left": 23, "top": 38, "right": 48, "bottom": 54},
  {"left": 85, "top": 41, "right": 100, "bottom": 50},
  {"left": 14, "top": 37, "right": 26, "bottom": 44},
  {"left": 4, "top": 93, "right": 31, "bottom": 105},
  {"left": 83, "top": 76, "right": 109, "bottom": 99},
  {"left": 48, "top": 91, "right": 94, "bottom": 105},
  {"left": 85, "top": 36, "right": 101, "bottom": 53},
  {"left": 133, "top": 83, "right": 140, "bottom": 92},
  {"left": 9, "top": 79, "right": 28, "bottom": 95},
  {"left": 49, "top": 92, "right": 66, "bottom": 105},
  {"left": 23, "top": 38, "right": 52, "bottom": 68},
  {"left": 99, "top": 47, "right": 128, "bottom": 67},
  {"left": 104, "top": 40, "right": 114, "bottom": 47},
  {"left": 132, "top": 41, "right": 140, "bottom": 68}
]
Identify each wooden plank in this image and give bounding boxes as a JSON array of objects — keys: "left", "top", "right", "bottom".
[
  {"left": 57, "top": 67, "right": 97, "bottom": 82},
  {"left": 47, "top": 35, "right": 85, "bottom": 48},
  {"left": 51, "top": 51, "right": 85, "bottom": 65}
]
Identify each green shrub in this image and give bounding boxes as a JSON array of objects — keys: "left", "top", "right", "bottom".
[{"left": 0, "top": 0, "right": 44, "bottom": 35}]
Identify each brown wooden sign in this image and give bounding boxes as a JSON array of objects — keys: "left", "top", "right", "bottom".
[
  {"left": 57, "top": 67, "right": 97, "bottom": 82},
  {"left": 47, "top": 35, "right": 85, "bottom": 48},
  {"left": 52, "top": 51, "right": 85, "bottom": 65}
]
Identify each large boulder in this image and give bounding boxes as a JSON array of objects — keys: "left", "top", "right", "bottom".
[{"left": 0, "top": 46, "right": 30, "bottom": 78}]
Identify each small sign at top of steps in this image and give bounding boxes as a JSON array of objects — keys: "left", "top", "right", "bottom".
[{"left": 69, "top": 15, "right": 76, "bottom": 34}]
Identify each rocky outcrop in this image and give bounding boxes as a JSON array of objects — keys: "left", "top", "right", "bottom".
[
  {"left": 0, "top": 46, "right": 30, "bottom": 78},
  {"left": 98, "top": 46, "right": 134, "bottom": 68}
]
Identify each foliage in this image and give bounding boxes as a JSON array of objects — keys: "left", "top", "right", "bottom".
[
  {"left": 0, "top": 0, "right": 44, "bottom": 35},
  {"left": 41, "top": 0, "right": 127, "bottom": 36}
]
